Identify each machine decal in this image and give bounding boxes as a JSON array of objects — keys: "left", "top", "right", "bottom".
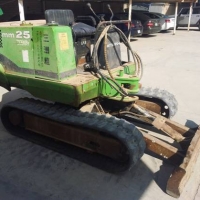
[
  {"left": 22, "top": 50, "right": 29, "bottom": 63},
  {"left": 16, "top": 39, "right": 29, "bottom": 46},
  {"left": 44, "top": 46, "right": 50, "bottom": 54},
  {"left": 43, "top": 34, "right": 49, "bottom": 43},
  {"left": 44, "top": 57, "right": 50, "bottom": 65},
  {"left": 36, "top": 30, "right": 43, "bottom": 67},
  {"left": 1, "top": 31, "right": 30, "bottom": 39},
  {"left": 16, "top": 31, "right": 30, "bottom": 39},
  {"left": 58, "top": 33, "right": 69, "bottom": 50},
  {"left": 2, "top": 32, "right": 14, "bottom": 38}
]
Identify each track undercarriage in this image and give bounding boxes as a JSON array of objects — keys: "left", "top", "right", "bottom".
[{"left": 1, "top": 90, "right": 200, "bottom": 198}]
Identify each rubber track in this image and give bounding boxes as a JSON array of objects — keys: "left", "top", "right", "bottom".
[
  {"left": 136, "top": 87, "right": 178, "bottom": 118},
  {"left": 1, "top": 98, "right": 146, "bottom": 173}
]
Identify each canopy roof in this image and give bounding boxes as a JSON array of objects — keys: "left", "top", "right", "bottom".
[
  {"left": 16, "top": 0, "right": 196, "bottom": 34},
  {"left": 49, "top": 0, "right": 197, "bottom": 3}
]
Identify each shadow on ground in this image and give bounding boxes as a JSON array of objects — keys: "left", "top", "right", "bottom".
[
  {"left": 0, "top": 89, "right": 154, "bottom": 200},
  {"left": 1, "top": 88, "right": 197, "bottom": 200},
  {"left": 139, "top": 34, "right": 157, "bottom": 38}
]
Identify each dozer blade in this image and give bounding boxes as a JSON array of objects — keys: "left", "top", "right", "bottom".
[
  {"left": 144, "top": 113, "right": 200, "bottom": 198},
  {"left": 166, "top": 127, "right": 200, "bottom": 198},
  {"left": 120, "top": 104, "right": 200, "bottom": 198}
]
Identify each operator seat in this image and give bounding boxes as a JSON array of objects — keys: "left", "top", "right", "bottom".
[{"left": 45, "top": 9, "right": 96, "bottom": 40}]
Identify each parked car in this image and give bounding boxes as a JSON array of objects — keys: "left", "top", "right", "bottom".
[
  {"left": 126, "top": 12, "right": 161, "bottom": 35},
  {"left": 136, "top": 11, "right": 175, "bottom": 31},
  {"left": 175, "top": 6, "right": 200, "bottom": 30}
]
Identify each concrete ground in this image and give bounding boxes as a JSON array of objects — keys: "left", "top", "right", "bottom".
[{"left": 0, "top": 27, "right": 200, "bottom": 200}]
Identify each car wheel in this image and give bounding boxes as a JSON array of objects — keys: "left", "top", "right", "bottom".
[
  {"left": 198, "top": 24, "right": 200, "bottom": 31},
  {"left": 176, "top": 25, "right": 178, "bottom": 30}
]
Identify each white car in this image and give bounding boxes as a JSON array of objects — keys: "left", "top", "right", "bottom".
[
  {"left": 153, "top": 13, "right": 175, "bottom": 30},
  {"left": 176, "top": 7, "right": 200, "bottom": 30}
]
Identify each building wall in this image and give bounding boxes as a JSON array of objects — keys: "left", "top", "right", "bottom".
[
  {"left": 130, "top": 2, "right": 192, "bottom": 15},
  {"left": 44, "top": 1, "right": 124, "bottom": 16},
  {"left": 0, "top": 0, "right": 42, "bottom": 22},
  {"left": 149, "top": 3, "right": 166, "bottom": 13},
  {"left": 0, "top": 0, "right": 124, "bottom": 22}
]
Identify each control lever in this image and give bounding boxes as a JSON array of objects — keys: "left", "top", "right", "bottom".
[
  {"left": 107, "top": 4, "right": 114, "bottom": 21},
  {"left": 86, "top": 3, "right": 101, "bottom": 22}
]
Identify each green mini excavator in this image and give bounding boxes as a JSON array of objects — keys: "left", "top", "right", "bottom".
[{"left": 0, "top": 4, "right": 199, "bottom": 198}]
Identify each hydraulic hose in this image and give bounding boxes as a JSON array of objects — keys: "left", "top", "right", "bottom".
[
  {"left": 103, "top": 29, "right": 114, "bottom": 80},
  {"left": 92, "top": 24, "right": 143, "bottom": 99},
  {"left": 92, "top": 24, "right": 143, "bottom": 80}
]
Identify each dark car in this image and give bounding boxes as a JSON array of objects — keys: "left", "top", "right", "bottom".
[
  {"left": 76, "top": 13, "right": 143, "bottom": 37},
  {"left": 128, "top": 12, "right": 161, "bottom": 35}
]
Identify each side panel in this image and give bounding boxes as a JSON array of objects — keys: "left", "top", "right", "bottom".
[
  {"left": 6, "top": 73, "right": 99, "bottom": 107},
  {"left": 0, "top": 27, "right": 34, "bottom": 76},
  {"left": 33, "top": 25, "right": 76, "bottom": 81}
]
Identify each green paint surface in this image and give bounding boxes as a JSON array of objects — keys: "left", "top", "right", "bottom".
[{"left": 0, "top": 23, "right": 140, "bottom": 107}]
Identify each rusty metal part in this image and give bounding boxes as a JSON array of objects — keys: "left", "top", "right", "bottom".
[
  {"left": 132, "top": 104, "right": 155, "bottom": 120},
  {"left": 150, "top": 112, "right": 195, "bottom": 144},
  {"left": 77, "top": 56, "right": 86, "bottom": 65},
  {"left": 140, "top": 130, "right": 184, "bottom": 165},
  {"left": 80, "top": 100, "right": 105, "bottom": 114},
  {"left": 23, "top": 112, "right": 128, "bottom": 162},
  {"left": 123, "top": 104, "right": 186, "bottom": 142},
  {"left": 118, "top": 103, "right": 155, "bottom": 124},
  {"left": 152, "top": 116, "right": 185, "bottom": 142},
  {"left": 118, "top": 111, "right": 152, "bottom": 124},
  {"left": 3, "top": 98, "right": 200, "bottom": 198},
  {"left": 150, "top": 112, "right": 194, "bottom": 136},
  {"left": 118, "top": 101, "right": 200, "bottom": 198},
  {"left": 135, "top": 100, "right": 161, "bottom": 115},
  {"left": 166, "top": 128, "right": 200, "bottom": 198},
  {"left": 8, "top": 107, "right": 130, "bottom": 162}
]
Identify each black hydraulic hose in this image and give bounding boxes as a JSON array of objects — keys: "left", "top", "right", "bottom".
[
  {"left": 113, "top": 26, "right": 143, "bottom": 79},
  {"left": 103, "top": 30, "right": 114, "bottom": 80},
  {"left": 97, "top": 69, "right": 128, "bottom": 97},
  {"left": 92, "top": 25, "right": 110, "bottom": 68},
  {"left": 97, "top": 70, "right": 138, "bottom": 100},
  {"left": 105, "top": 25, "right": 143, "bottom": 79},
  {"left": 92, "top": 26, "right": 130, "bottom": 97},
  {"left": 113, "top": 27, "right": 140, "bottom": 74}
]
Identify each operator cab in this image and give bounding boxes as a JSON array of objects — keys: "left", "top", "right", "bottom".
[
  {"left": 45, "top": 9, "right": 96, "bottom": 67},
  {"left": 45, "top": 9, "right": 122, "bottom": 71}
]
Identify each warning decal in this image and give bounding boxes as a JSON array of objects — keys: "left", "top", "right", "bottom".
[{"left": 58, "top": 33, "right": 69, "bottom": 50}]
